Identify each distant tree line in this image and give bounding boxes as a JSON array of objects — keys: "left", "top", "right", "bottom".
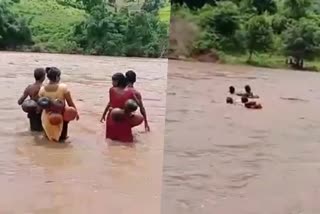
[
  {"left": 171, "top": 0, "right": 320, "bottom": 69},
  {"left": 0, "top": 0, "right": 169, "bottom": 58}
]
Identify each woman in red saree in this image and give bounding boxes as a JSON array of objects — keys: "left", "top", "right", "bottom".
[{"left": 100, "top": 73, "right": 143, "bottom": 142}]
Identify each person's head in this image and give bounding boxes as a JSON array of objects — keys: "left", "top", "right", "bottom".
[
  {"left": 125, "top": 70, "right": 136, "bottom": 85},
  {"left": 229, "top": 86, "right": 235, "bottom": 94},
  {"left": 46, "top": 67, "right": 61, "bottom": 83},
  {"left": 245, "top": 85, "right": 251, "bottom": 93},
  {"left": 34, "top": 68, "right": 46, "bottom": 83},
  {"left": 112, "top": 72, "right": 126, "bottom": 88},
  {"left": 226, "top": 97, "right": 234, "bottom": 104},
  {"left": 241, "top": 96, "right": 249, "bottom": 103}
]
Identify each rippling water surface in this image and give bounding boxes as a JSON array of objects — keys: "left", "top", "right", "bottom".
[
  {"left": 162, "top": 60, "right": 320, "bottom": 214},
  {"left": 0, "top": 52, "right": 167, "bottom": 214}
]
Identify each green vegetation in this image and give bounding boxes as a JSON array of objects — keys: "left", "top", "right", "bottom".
[
  {"left": 159, "top": 4, "right": 171, "bottom": 23},
  {"left": 0, "top": 0, "right": 33, "bottom": 49},
  {"left": 1, "top": 0, "right": 170, "bottom": 58},
  {"left": 171, "top": 0, "right": 320, "bottom": 71},
  {"left": 10, "top": 0, "right": 85, "bottom": 53}
]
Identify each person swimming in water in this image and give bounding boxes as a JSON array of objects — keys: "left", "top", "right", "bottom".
[
  {"left": 241, "top": 96, "right": 263, "bottom": 109},
  {"left": 243, "top": 85, "right": 260, "bottom": 98},
  {"left": 229, "top": 85, "right": 259, "bottom": 98},
  {"left": 18, "top": 68, "right": 46, "bottom": 132},
  {"left": 227, "top": 86, "right": 243, "bottom": 105},
  {"left": 244, "top": 85, "right": 253, "bottom": 97},
  {"left": 125, "top": 70, "right": 150, "bottom": 131},
  {"left": 100, "top": 73, "right": 144, "bottom": 142},
  {"left": 229, "top": 86, "right": 236, "bottom": 95},
  {"left": 226, "top": 97, "right": 234, "bottom": 104}
]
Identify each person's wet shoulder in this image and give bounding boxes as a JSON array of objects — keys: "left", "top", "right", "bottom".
[{"left": 59, "top": 83, "right": 68, "bottom": 88}]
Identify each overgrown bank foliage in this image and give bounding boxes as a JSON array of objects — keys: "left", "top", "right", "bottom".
[
  {"left": 0, "top": 0, "right": 169, "bottom": 58},
  {"left": 171, "top": 0, "right": 320, "bottom": 70}
]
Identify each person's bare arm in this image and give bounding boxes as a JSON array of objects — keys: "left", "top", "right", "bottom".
[
  {"left": 235, "top": 92, "right": 245, "bottom": 97},
  {"left": 137, "top": 94, "right": 148, "bottom": 121},
  {"left": 64, "top": 90, "right": 79, "bottom": 120},
  {"left": 100, "top": 88, "right": 112, "bottom": 122},
  {"left": 100, "top": 102, "right": 110, "bottom": 123},
  {"left": 133, "top": 92, "right": 150, "bottom": 131},
  {"left": 18, "top": 86, "right": 29, "bottom": 105}
]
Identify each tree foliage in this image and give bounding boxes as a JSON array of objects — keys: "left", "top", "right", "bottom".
[
  {"left": 2, "top": 0, "right": 169, "bottom": 57},
  {"left": 73, "top": 5, "right": 168, "bottom": 57},
  {"left": 125, "top": 12, "right": 168, "bottom": 57},
  {"left": 272, "top": 14, "right": 290, "bottom": 34},
  {"left": 245, "top": 15, "right": 273, "bottom": 61},
  {"left": 73, "top": 6, "right": 127, "bottom": 55},
  {"left": 171, "top": 0, "right": 216, "bottom": 9},
  {"left": 0, "top": 0, "right": 32, "bottom": 49},
  {"left": 246, "top": 0, "right": 277, "bottom": 15},
  {"left": 283, "top": 18, "right": 320, "bottom": 68},
  {"left": 283, "top": 0, "right": 311, "bottom": 19},
  {"left": 209, "top": 1, "right": 239, "bottom": 37},
  {"left": 171, "top": 0, "right": 320, "bottom": 70},
  {"left": 142, "top": 0, "right": 162, "bottom": 13},
  {"left": 57, "top": 0, "right": 103, "bottom": 12}
]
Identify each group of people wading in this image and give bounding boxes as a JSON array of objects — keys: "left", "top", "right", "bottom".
[
  {"left": 226, "top": 85, "right": 263, "bottom": 109},
  {"left": 100, "top": 71, "right": 150, "bottom": 142},
  {"left": 18, "top": 67, "right": 149, "bottom": 143}
]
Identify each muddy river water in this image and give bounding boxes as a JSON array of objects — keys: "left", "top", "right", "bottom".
[
  {"left": 0, "top": 52, "right": 167, "bottom": 214},
  {"left": 2, "top": 53, "right": 320, "bottom": 214},
  {"left": 162, "top": 60, "right": 320, "bottom": 214}
]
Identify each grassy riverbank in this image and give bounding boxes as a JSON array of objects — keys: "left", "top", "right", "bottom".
[
  {"left": 10, "top": 0, "right": 85, "bottom": 53},
  {"left": 222, "top": 54, "right": 320, "bottom": 72}
]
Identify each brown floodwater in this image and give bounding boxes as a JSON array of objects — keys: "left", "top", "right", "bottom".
[
  {"left": 0, "top": 52, "right": 167, "bottom": 214},
  {"left": 162, "top": 60, "right": 320, "bottom": 214}
]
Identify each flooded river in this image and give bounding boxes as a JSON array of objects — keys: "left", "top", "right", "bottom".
[
  {"left": 0, "top": 52, "right": 167, "bottom": 214},
  {"left": 162, "top": 60, "right": 320, "bottom": 214}
]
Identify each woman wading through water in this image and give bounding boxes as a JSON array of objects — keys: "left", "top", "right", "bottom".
[
  {"left": 100, "top": 73, "right": 145, "bottom": 142},
  {"left": 39, "top": 67, "right": 79, "bottom": 142}
]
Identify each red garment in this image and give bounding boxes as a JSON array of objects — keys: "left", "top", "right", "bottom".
[
  {"left": 109, "top": 87, "right": 135, "bottom": 108},
  {"left": 106, "top": 87, "right": 135, "bottom": 142},
  {"left": 126, "top": 86, "right": 142, "bottom": 100},
  {"left": 106, "top": 115, "right": 133, "bottom": 142}
]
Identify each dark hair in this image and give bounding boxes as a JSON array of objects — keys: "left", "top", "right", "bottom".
[
  {"left": 112, "top": 72, "right": 127, "bottom": 88},
  {"left": 125, "top": 70, "right": 136, "bottom": 84},
  {"left": 226, "top": 97, "right": 234, "bottom": 104},
  {"left": 34, "top": 68, "right": 46, "bottom": 81},
  {"left": 45, "top": 67, "right": 51, "bottom": 73},
  {"left": 46, "top": 67, "right": 61, "bottom": 82},
  {"left": 241, "top": 96, "right": 249, "bottom": 103},
  {"left": 229, "top": 86, "right": 235, "bottom": 94},
  {"left": 245, "top": 85, "right": 251, "bottom": 93}
]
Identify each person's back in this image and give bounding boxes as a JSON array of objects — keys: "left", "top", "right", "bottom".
[
  {"left": 125, "top": 70, "right": 142, "bottom": 98},
  {"left": 109, "top": 86, "right": 135, "bottom": 108},
  {"left": 18, "top": 68, "right": 46, "bottom": 132},
  {"left": 125, "top": 70, "right": 150, "bottom": 131},
  {"left": 18, "top": 68, "right": 46, "bottom": 104},
  {"left": 103, "top": 73, "right": 135, "bottom": 142},
  {"left": 25, "top": 83, "right": 42, "bottom": 101},
  {"left": 41, "top": 83, "right": 68, "bottom": 102},
  {"left": 39, "top": 67, "right": 79, "bottom": 142}
]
